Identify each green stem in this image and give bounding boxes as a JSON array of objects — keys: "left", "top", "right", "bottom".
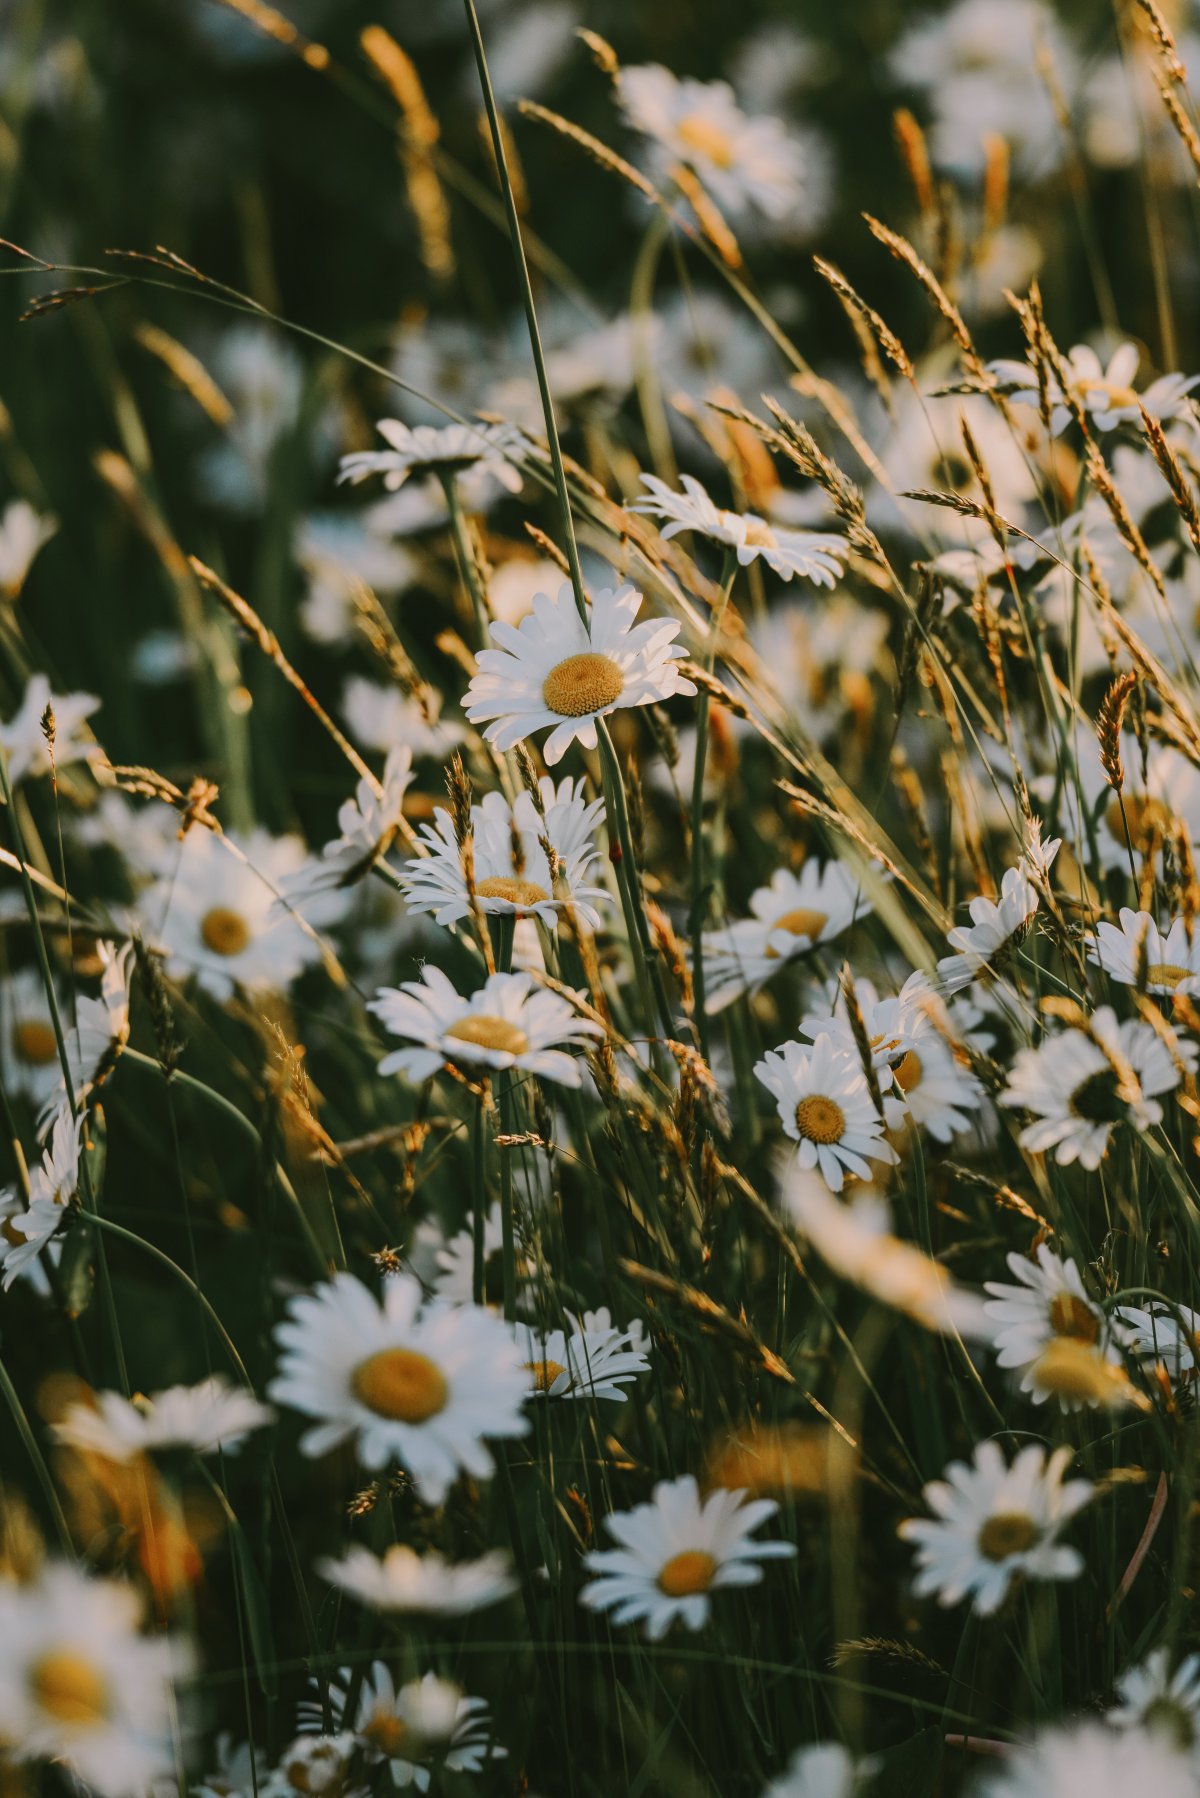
[
  {"left": 688, "top": 549, "right": 737, "bottom": 1064},
  {"left": 472, "top": 1095, "right": 487, "bottom": 1307},
  {"left": 596, "top": 722, "right": 673, "bottom": 1059},
  {"left": 0, "top": 1351, "right": 74, "bottom": 1555}
]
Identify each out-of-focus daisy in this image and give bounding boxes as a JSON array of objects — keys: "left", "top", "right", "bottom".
[
  {"left": 1114, "top": 1301, "right": 1200, "bottom": 1384},
  {"left": 196, "top": 322, "right": 307, "bottom": 513},
  {"left": 0, "top": 1559, "right": 192, "bottom": 1797},
  {"left": 56, "top": 940, "right": 132, "bottom": 1114},
  {"left": 338, "top": 419, "right": 522, "bottom": 496},
  {"left": 781, "top": 1166, "right": 990, "bottom": 1338},
  {"left": 268, "top": 1271, "right": 529, "bottom": 1505},
  {"left": 937, "top": 830, "right": 1060, "bottom": 992},
  {"left": 368, "top": 967, "right": 603, "bottom": 1088},
  {"left": 800, "top": 969, "right": 943, "bottom": 1076},
  {"left": 983, "top": 1244, "right": 1128, "bottom": 1407},
  {"left": 1085, "top": 909, "right": 1200, "bottom": 998},
  {"left": 72, "top": 790, "right": 180, "bottom": 887},
  {"left": 579, "top": 1473, "right": 794, "bottom": 1640},
  {"left": 315, "top": 1544, "right": 516, "bottom": 1615},
  {"left": 518, "top": 1309, "right": 650, "bottom": 1402},
  {"left": 295, "top": 513, "right": 416, "bottom": 645},
  {"left": 194, "top": 1734, "right": 270, "bottom": 1798},
  {"left": 260, "top": 1733, "right": 360, "bottom": 1798},
  {"left": 755, "top": 1034, "right": 898, "bottom": 1193},
  {"left": 464, "top": 581, "right": 694, "bottom": 765},
  {"left": 977, "top": 1719, "right": 1199, "bottom": 1797},
  {"left": 899, "top": 1439, "right": 1092, "bottom": 1615},
  {"left": 989, "top": 340, "right": 1200, "bottom": 437},
  {"left": 341, "top": 676, "right": 466, "bottom": 762},
  {"left": 401, "top": 777, "right": 608, "bottom": 931},
  {"left": 761, "top": 1742, "right": 872, "bottom": 1798},
  {"left": 0, "top": 1101, "right": 83, "bottom": 1289},
  {"left": 1001, "top": 1005, "right": 1190, "bottom": 1169},
  {"left": 142, "top": 826, "right": 332, "bottom": 1002},
  {"left": 1110, "top": 1649, "right": 1200, "bottom": 1761},
  {"left": 617, "top": 64, "right": 816, "bottom": 224},
  {"left": 0, "top": 672, "right": 101, "bottom": 784},
  {"left": 1, "top": 966, "right": 65, "bottom": 1105},
  {"left": 300, "top": 1665, "right": 505, "bottom": 1788},
  {"left": 701, "top": 861, "right": 876, "bottom": 1013},
  {"left": 52, "top": 1377, "right": 272, "bottom": 1462},
  {"left": 428, "top": 1199, "right": 539, "bottom": 1314},
  {"left": 887, "top": 1034, "right": 987, "bottom": 1145},
  {"left": 748, "top": 597, "right": 892, "bottom": 744},
  {"left": 0, "top": 499, "right": 56, "bottom": 597},
  {"left": 486, "top": 553, "right": 570, "bottom": 629},
  {"left": 279, "top": 748, "right": 413, "bottom": 901},
  {"left": 631, "top": 473, "right": 846, "bottom": 586}
]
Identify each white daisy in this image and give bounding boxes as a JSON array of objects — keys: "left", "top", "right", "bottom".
[
  {"left": 761, "top": 1743, "right": 872, "bottom": 1798},
  {"left": 0, "top": 672, "right": 101, "bottom": 783},
  {"left": 142, "top": 826, "right": 331, "bottom": 1002},
  {"left": 295, "top": 512, "right": 416, "bottom": 645},
  {"left": 428, "top": 1199, "right": 538, "bottom": 1314},
  {"left": 631, "top": 473, "right": 846, "bottom": 586},
  {"left": 300, "top": 1665, "right": 505, "bottom": 1789},
  {"left": 400, "top": 777, "right": 608, "bottom": 932},
  {"left": 315, "top": 1544, "right": 516, "bottom": 1615},
  {"left": 755, "top": 1033, "right": 898, "bottom": 1192},
  {"left": 702, "top": 861, "right": 877, "bottom": 1013},
  {"left": 368, "top": 967, "right": 603, "bottom": 1089},
  {"left": 0, "top": 1560, "right": 192, "bottom": 1797},
  {"left": 1111, "top": 1649, "right": 1200, "bottom": 1761},
  {"left": 517, "top": 1309, "right": 650, "bottom": 1402},
  {"left": 268, "top": 1271, "right": 530, "bottom": 1505},
  {"left": 579, "top": 1473, "right": 795, "bottom": 1641},
  {"left": 886, "top": 1033, "right": 987, "bottom": 1145},
  {"left": 1116, "top": 1301, "right": 1200, "bottom": 1387},
  {"left": 463, "top": 581, "right": 695, "bottom": 766},
  {"left": 983, "top": 1245, "right": 1128, "bottom": 1407},
  {"left": 617, "top": 63, "right": 811, "bottom": 221},
  {"left": 279, "top": 748, "right": 413, "bottom": 902},
  {"left": 937, "top": 831, "right": 1060, "bottom": 993},
  {"left": 0, "top": 1182, "right": 60, "bottom": 1294},
  {"left": 0, "top": 499, "right": 56, "bottom": 597},
  {"left": 55, "top": 939, "right": 132, "bottom": 1116},
  {"left": 52, "top": 1376, "right": 272, "bottom": 1462},
  {"left": 1, "top": 966, "right": 65, "bottom": 1105},
  {"left": 899, "top": 1439, "right": 1093, "bottom": 1615},
  {"left": 977, "top": 1719, "right": 1199, "bottom": 1798},
  {"left": 341, "top": 676, "right": 466, "bottom": 762},
  {"left": 989, "top": 340, "right": 1200, "bottom": 437},
  {"left": 1000, "top": 1005, "right": 1191, "bottom": 1169},
  {"left": 72, "top": 789, "right": 180, "bottom": 886},
  {"left": 0, "top": 1101, "right": 84, "bottom": 1290},
  {"left": 338, "top": 419, "right": 522, "bottom": 495},
  {"left": 1085, "top": 909, "right": 1200, "bottom": 998},
  {"left": 261, "top": 1733, "right": 361, "bottom": 1798}
]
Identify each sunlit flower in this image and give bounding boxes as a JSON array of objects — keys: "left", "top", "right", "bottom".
[
  {"left": 464, "top": 581, "right": 695, "bottom": 765},
  {"left": 900, "top": 1439, "right": 1093, "bottom": 1615},
  {"left": 368, "top": 966, "right": 603, "bottom": 1088},
  {"left": 1110, "top": 1649, "right": 1200, "bottom": 1763},
  {"left": 56, "top": 940, "right": 132, "bottom": 1115},
  {"left": 517, "top": 1309, "right": 650, "bottom": 1402},
  {"left": 580, "top": 1473, "right": 794, "bottom": 1640},
  {"left": 989, "top": 340, "right": 1200, "bottom": 437},
  {"left": 0, "top": 499, "right": 56, "bottom": 597},
  {"left": 937, "top": 830, "right": 1060, "bottom": 992},
  {"left": 268, "top": 1271, "right": 529, "bottom": 1505},
  {"left": 341, "top": 676, "right": 466, "bottom": 762},
  {"left": 701, "top": 861, "right": 876, "bottom": 1013},
  {"left": 632, "top": 473, "right": 846, "bottom": 585},
  {"left": 1085, "top": 909, "right": 1200, "bottom": 998},
  {"left": 1114, "top": 1301, "right": 1200, "bottom": 1384},
  {"left": 983, "top": 1245, "right": 1128, "bottom": 1407},
  {"left": 300, "top": 1665, "right": 506, "bottom": 1788},
  {"left": 53, "top": 1377, "right": 273, "bottom": 1461},
  {"left": 977, "top": 1719, "right": 1198, "bottom": 1797},
  {"left": 400, "top": 777, "right": 608, "bottom": 931},
  {"left": 0, "top": 1101, "right": 84, "bottom": 1289},
  {"left": 279, "top": 748, "right": 413, "bottom": 901},
  {"left": 315, "top": 1544, "right": 516, "bottom": 1615},
  {"left": 0, "top": 672, "right": 102, "bottom": 784},
  {"left": 338, "top": 419, "right": 522, "bottom": 495},
  {"left": 755, "top": 1033, "right": 898, "bottom": 1192}
]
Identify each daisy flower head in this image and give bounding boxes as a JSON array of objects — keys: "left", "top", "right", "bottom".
[
  {"left": 400, "top": 776, "right": 608, "bottom": 931},
  {"left": 1000, "top": 1005, "right": 1191, "bottom": 1169},
  {"left": 428, "top": 1198, "right": 539, "bottom": 1314},
  {"left": 341, "top": 676, "right": 466, "bottom": 762},
  {"left": 280, "top": 748, "right": 413, "bottom": 902},
  {"left": 579, "top": 1473, "right": 795, "bottom": 1640},
  {"left": 885, "top": 1032, "right": 987, "bottom": 1145},
  {"left": 755, "top": 1033, "right": 898, "bottom": 1193},
  {"left": 990, "top": 339, "right": 1200, "bottom": 437},
  {"left": 261, "top": 1733, "right": 360, "bottom": 1798},
  {"left": 315, "top": 1544, "right": 516, "bottom": 1616},
  {"left": 702, "top": 860, "right": 877, "bottom": 1013},
  {"left": 268, "top": 1271, "right": 529, "bottom": 1505},
  {"left": 463, "top": 580, "right": 695, "bottom": 766},
  {"left": 368, "top": 966, "right": 603, "bottom": 1089},
  {"left": 617, "top": 63, "right": 811, "bottom": 222},
  {"left": 1085, "top": 909, "right": 1200, "bottom": 999},
  {"left": 53, "top": 1376, "right": 273, "bottom": 1462},
  {"left": 300, "top": 1665, "right": 505, "bottom": 1788},
  {"left": 0, "top": 671, "right": 102, "bottom": 784},
  {"left": 761, "top": 1742, "right": 872, "bottom": 1798},
  {"left": 1, "top": 965, "right": 65, "bottom": 1106},
  {"left": 0, "top": 1559, "right": 192, "bottom": 1797},
  {"left": 899, "top": 1439, "right": 1093, "bottom": 1615},
  {"left": 1, "top": 1101, "right": 84, "bottom": 1290},
  {"left": 1111, "top": 1648, "right": 1200, "bottom": 1760},
  {"left": 518, "top": 1309, "right": 651, "bottom": 1402},
  {"left": 0, "top": 498, "right": 56, "bottom": 598},
  {"left": 1114, "top": 1300, "right": 1200, "bottom": 1383},
  {"left": 983, "top": 1245, "right": 1127, "bottom": 1408},
  {"left": 338, "top": 418, "right": 523, "bottom": 496},
  {"left": 56, "top": 939, "right": 132, "bottom": 1116},
  {"left": 976, "top": 1719, "right": 1200, "bottom": 1798},
  {"left": 631, "top": 473, "right": 846, "bottom": 586},
  {"left": 937, "top": 831, "right": 1060, "bottom": 993}
]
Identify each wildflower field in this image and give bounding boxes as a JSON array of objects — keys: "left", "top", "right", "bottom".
[{"left": 12, "top": 0, "right": 1200, "bottom": 1792}]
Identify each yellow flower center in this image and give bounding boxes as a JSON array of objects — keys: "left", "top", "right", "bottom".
[
  {"left": 1147, "top": 961, "right": 1193, "bottom": 990},
  {"left": 30, "top": 1650, "right": 110, "bottom": 1728},
  {"left": 200, "top": 906, "right": 252, "bottom": 957},
  {"left": 474, "top": 876, "right": 551, "bottom": 910},
  {"left": 445, "top": 1014, "right": 531, "bottom": 1057},
  {"left": 657, "top": 1549, "right": 719, "bottom": 1597},
  {"left": 893, "top": 1050, "right": 923, "bottom": 1094},
  {"left": 738, "top": 516, "right": 778, "bottom": 549},
  {"left": 676, "top": 113, "right": 736, "bottom": 169},
  {"left": 1049, "top": 1291, "right": 1101, "bottom": 1343},
  {"left": 542, "top": 652, "right": 624, "bottom": 719},
  {"left": 795, "top": 1095, "right": 846, "bottom": 1145},
  {"left": 1075, "top": 376, "right": 1139, "bottom": 409},
  {"left": 363, "top": 1712, "right": 409, "bottom": 1756},
  {"left": 977, "top": 1511, "right": 1038, "bottom": 1562},
  {"left": 526, "top": 1358, "right": 567, "bottom": 1392},
  {"left": 351, "top": 1348, "right": 448, "bottom": 1423},
  {"left": 764, "top": 906, "right": 828, "bottom": 960},
  {"left": 12, "top": 1019, "right": 58, "bottom": 1066}
]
